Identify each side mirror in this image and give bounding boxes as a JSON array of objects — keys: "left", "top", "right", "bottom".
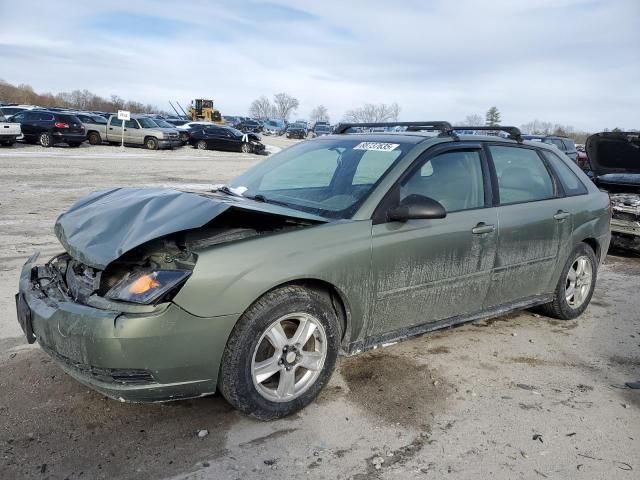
[{"left": 388, "top": 195, "right": 447, "bottom": 222}]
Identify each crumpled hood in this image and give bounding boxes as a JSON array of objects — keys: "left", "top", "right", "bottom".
[
  {"left": 54, "top": 187, "right": 326, "bottom": 269},
  {"left": 585, "top": 132, "right": 640, "bottom": 177}
]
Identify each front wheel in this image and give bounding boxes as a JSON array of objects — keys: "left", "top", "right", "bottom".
[
  {"left": 539, "top": 243, "right": 597, "bottom": 320},
  {"left": 39, "top": 132, "right": 52, "bottom": 147},
  {"left": 145, "top": 137, "right": 159, "bottom": 150},
  {"left": 196, "top": 140, "right": 208, "bottom": 150},
  {"left": 219, "top": 286, "right": 340, "bottom": 420},
  {"left": 241, "top": 142, "right": 253, "bottom": 154}
]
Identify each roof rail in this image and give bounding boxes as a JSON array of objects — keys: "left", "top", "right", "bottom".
[
  {"left": 452, "top": 125, "right": 523, "bottom": 143},
  {"left": 334, "top": 121, "right": 455, "bottom": 137}
]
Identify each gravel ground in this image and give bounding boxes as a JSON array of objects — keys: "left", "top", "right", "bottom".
[{"left": 0, "top": 139, "right": 638, "bottom": 480}]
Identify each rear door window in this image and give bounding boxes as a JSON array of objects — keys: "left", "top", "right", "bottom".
[
  {"left": 490, "top": 145, "right": 555, "bottom": 204},
  {"left": 541, "top": 150, "right": 587, "bottom": 196}
]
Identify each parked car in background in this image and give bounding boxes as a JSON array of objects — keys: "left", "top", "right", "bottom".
[
  {"left": 311, "top": 124, "right": 332, "bottom": 137},
  {"left": 286, "top": 122, "right": 308, "bottom": 139},
  {"left": 11, "top": 110, "right": 86, "bottom": 147},
  {"left": 0, "top": 105, "right": 37, "bottom": 121},
  {"left": 175, "top": 121, "right": 213, "bottom": 143},
  {"left": 263, "top": 119, "right": 286, "bottom": 136},
  {"left": 522, "top": 135, "right": 578, "bottom": 162},
  {"left": 106, "top": 114, "right": 181, "bottom": 150},
  {"left": 73, "top": 112, "right": 108, "bottom": 145},
  {"left": 16, "top": 121, "right": 609, "bottom": 420},
  {"left": 0, "top": 112, "right": 21, "bottom": 146},
  {"left": 189, "top": 124, "right": 265, "bottom": 153},
  {"left": 585, "top": 131, "right": 639, "bottom": 253},
  {"left": 576, "top": 145, "right": 589, "bottom": 170},
  {"left": 236, "top": 119, "right": 263, "bottom": 133}
]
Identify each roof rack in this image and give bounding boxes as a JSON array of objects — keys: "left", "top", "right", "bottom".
[
  {"left": 452, "top": 126, "right": 523, "bottom": 143},
  {"left": 334, "top": 121, "right": 455, "bottom": 137}
]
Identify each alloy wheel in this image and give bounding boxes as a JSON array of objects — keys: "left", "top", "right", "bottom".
[
  {"left": 197, "top": 140, "right": 207, "bottom": 150},
  {"left": 251, "top": 313, "right": 327, "bottom": 402},
  {"left": 565, "top": 255, "right": 593, "bottom": 308}
]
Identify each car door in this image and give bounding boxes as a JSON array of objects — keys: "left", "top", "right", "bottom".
[
  {"left": 368, "top": 144, "right": 498, "bottom": 337},
  {"left": 124, "top": 119, "right": 141, "bottom": 144},
  {"left": 483, "top": 144, "right": 570, "bottom": 308},
  {"left": 108, "top": 117, "right": 122, "bottom": 142}
]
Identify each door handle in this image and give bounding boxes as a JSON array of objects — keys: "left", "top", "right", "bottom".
[
  {"left": 109, "top": 127, "right": 113, "bottom": 130},
  {"left": 553, "top": 210, "right": 570, "bottom": 221},
  {"left": 472, "top": 223, "right": 495, "bottom": 234}
]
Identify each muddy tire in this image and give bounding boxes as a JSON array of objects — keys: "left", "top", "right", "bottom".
[
  {"left": 241, "top": 143, "right": 253, "bottom": 154},
  {"left": 196, "top": 140, "right": 208, "bottom": 150},
  {"left": 87, "top": 132, "right": 102, "bottom": 145},
  {"left": 145, "top": 137, "right": 158, "bottom": 150},
  {"left": 219, "top": 285, "right": 340, "bottom": 420},
  {"left": 538, "top": 243, "right": 597, "bottom": 320},
  {"left": 39, "top": 132, "right": 52, "bottom": 148}
]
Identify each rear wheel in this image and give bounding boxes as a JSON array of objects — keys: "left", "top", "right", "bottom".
[
  {"left": 241, "top": 143, "right": 253, "bottom": 154},
  {"left": 39, "top": 132, "right": 52, "bottom": 147},
  {"left": 145, "top": 137, "right": 158, "bottom": 150},
  {"left": 196, "top": 140, "right": 208, "bottom": 150},
  {"left": 219, "top": 285, "right": 340, "bottom": 420},
  {"left": 538, "top": 243, "right": 597, "bottom": 320},
  {"left": 87, "top": 132, "right": 102, "bottom": 145}
]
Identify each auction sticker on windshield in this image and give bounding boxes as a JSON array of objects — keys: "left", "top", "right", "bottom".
[{"left": 353, "top": 142, "right": 400, "bottom": 152}]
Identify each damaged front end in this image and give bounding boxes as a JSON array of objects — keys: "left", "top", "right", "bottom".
[
  {"left": 609, "top": 193, "right": 640, "bottom": 252},
  {"left": 16, "top": 186, "right": 325, "bottom": 402},
  {"left": 586, "top": 131, "right": 640, "bottom": 254}
]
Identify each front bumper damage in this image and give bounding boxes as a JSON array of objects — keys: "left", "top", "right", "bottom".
[
  {"left": 610, "top": 193, "right": 640, "bottom": 252},
  {"left": 16, "top": 252, "right": 238, "bottom": 402}
]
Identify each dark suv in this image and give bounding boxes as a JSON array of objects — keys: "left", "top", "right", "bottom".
[
  {"left": 11, "top": 110, "right": 86, "bottom": 147},
  {"left": 522, "top": 135, "right": 577, "bottom": 162}
]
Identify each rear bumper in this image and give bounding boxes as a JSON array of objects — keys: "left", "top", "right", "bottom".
[
  {"left": 17, "top": 253, "right": 239, "bottom": 402},
  {"left": 52, "top": 132, "right": 86, "bottom": 143}
]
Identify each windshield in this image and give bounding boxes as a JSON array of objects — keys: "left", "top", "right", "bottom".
[
  {"left": 290, "top": 123, "right": 305, "bottom": 129},
  {"left": 315, "top": 126, "right": 330, "bottom": 132},
  {"left": 229, "top": 138, "right": 414, "bottom": 218},
  {"left": 153, "top": 119, "right": 173, "bottom": 128},
  {"left": 138, "top": 118, "right": 158, "bottom": 128}
]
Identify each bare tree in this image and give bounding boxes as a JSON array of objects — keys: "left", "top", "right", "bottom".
[
  {"left": 343, "top": 102, "right": 401, "bottom": 123},
  {"left": 309, "top": 105, "right": 330, "bottom": 124},
  {"left": 272, "top": 93, "right": 299, "bottom": 120},
  {"left": 248, "top": 95, "right": 273, "bottom": 119},
  {"left": 457, "top": 114, "right": 483, "bottom": 126}
]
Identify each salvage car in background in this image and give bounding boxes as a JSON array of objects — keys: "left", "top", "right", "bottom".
[
  {"left": 0, "top": 112, "right": 21, "bottom": 146},
  {"left": 11, "top": 110, "right": 86, "bottom": 147},
  {"left": 105, "top": 114, "right": 181, "bottom": 150},
  {"left": 236, "top": 119, "right": 263, "bottom": 133},
  {"left": 16, "top": 121, "right": 610, "bottom": 420},
  {"left": 263, "top": 119, "right": 286, "bottom": 136},
  {"left": 188, "top": 124, "right": 264, "bottom": 153},
  {"left": 73, "top": 112, "right": 108, "bottom": 145},
  {"left": 586, "top": 131, "right": 639, "bottom": 252},
  {"left": 523, "top": 135, "right": 578, "bottom": 162},
  {"left": 286, "top": 122, "right": 309, "bottom": 139}
]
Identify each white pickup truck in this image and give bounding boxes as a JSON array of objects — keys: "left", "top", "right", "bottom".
[{"left": 0, "top": 113, "right": 21, "bottom": 146}]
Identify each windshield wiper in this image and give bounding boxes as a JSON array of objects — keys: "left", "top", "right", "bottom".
[
  {"left": 244, "top": 194, "right": 291, "bottom": 208},
  {"left": 215, "top": 184, "right": 242, "bottom": 197}
]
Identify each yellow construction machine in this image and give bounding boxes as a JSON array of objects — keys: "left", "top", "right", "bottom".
[{"left": 188, "top": 99, "right": 223, "bottom": 123}]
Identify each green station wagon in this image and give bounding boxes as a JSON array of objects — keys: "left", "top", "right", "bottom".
[{"left": 16, "top": 122, "right": 611, "bottom": 419}]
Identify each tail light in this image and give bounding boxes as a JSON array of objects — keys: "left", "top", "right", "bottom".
[{"left": 55, "top": 122, "right": 69, "bottom": 129}]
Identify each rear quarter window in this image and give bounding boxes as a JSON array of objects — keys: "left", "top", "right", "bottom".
[{"left": 541, "top": 150, "right": 587, "bottom": 196}]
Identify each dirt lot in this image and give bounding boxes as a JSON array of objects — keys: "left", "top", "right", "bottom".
[{"left": 0, "top": 140, "right": 639, "bottom": 480}]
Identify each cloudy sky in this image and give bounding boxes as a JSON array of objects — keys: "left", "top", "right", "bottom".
[{"left": 0, "top": 0, "right": 638, "bottom": 130}]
